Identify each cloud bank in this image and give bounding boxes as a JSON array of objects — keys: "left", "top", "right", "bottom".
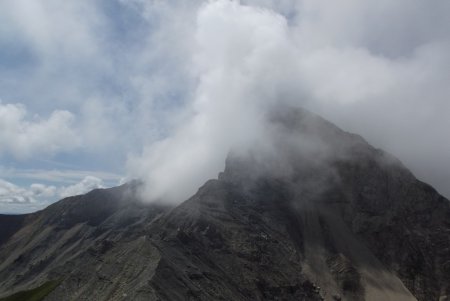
[
  {"left": 0, "top": 176, "right": 105, "bottom": 213},
  {"left": 59, "top": 176, "right": 104, "bottom": 198},
  {"left": 0, "top": 0, "right": 449, "bottom": 210},
  {"left": 128, "top": 0, "right": 450, "bottom": 202},
  {"left": 0, "top": 102, "right": 79, "bottom": 159}
]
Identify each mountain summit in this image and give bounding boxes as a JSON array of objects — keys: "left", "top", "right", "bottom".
[{"left": 0, "top": 109, "right": 449, "bottom": 301}]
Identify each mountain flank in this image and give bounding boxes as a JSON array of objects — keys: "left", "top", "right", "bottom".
[{"left": 0, "top": 108, "right": 449, "bottom": 301}]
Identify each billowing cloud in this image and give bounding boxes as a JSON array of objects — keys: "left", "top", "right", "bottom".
[
  {"left": 59, "top": 176, "right": 104, "bottom": 198},
  {"left": 0, "top": 176, "right": 107, "bottom": 213},
  {"left": 0, "top": 175, "right": 104, "bottom": 205},
  {"left": 1, "top": 0, "right": 449, "bottom": 212},
  {"left": 30, "top": 183, "right": 56, "bottom": 198},
  {"left": 0, "top": 102, "right": 80, "bottom": 159},
  {"left": 128, "top": 0, "right": 450, "bottom": 201},
  {"left": 0, "top": 179, "right": 56, "bottom": 204},
  {"left": 127, "top": 0, "right": 296, "bottom": 202}
]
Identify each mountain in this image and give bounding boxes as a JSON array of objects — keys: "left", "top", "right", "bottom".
[{"left": 0, "top": 109, "right": 449, "bottom": 301}]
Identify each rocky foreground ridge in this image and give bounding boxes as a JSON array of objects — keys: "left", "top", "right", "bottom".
[{"left": 0, "top": 109, "right": 449, "bottom": 301}]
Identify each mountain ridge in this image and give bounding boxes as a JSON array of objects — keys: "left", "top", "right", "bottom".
[{"left": 0, "top": 108, "right": 449, "bottom": 301}]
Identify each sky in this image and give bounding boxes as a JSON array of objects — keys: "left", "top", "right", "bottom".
[{"left": 0, "top": 0, "right": 449, "bottom": 213}]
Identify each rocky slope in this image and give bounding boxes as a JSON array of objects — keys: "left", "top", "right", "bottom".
[{"left": 0, "top": 109, "right": 448, "bottom": 301}]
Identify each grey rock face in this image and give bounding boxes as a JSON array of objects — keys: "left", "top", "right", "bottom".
[{"left": 0, "top": 109, "right": 448, "bottom": 301}]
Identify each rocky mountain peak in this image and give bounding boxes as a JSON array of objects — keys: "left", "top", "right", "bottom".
[{"left": 0, "top": 108, "right": 448, "bottom": 301}]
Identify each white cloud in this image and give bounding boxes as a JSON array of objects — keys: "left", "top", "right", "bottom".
[
  {"left": 2, "top": 0, "right": 102, "bottom": 59},
  {"left": 0, "top": 102, "right": 80, "bottom": 160},
  {"left": 127, "top": 0, "right": 450, "bottom": 201},
  {"left": 30, "top": 183, "right": 56, "bottom": 198},
  {"left": 0, "top": 175, "right": 106, "bottom": 207},
  {"left": 0, "top": 0, "right": 111, "bottom": 108},
  {"left": 0, "top": 179, "right": 56, "bottom": 204},
  {"left": 0, "top": 175, "right": 106, "bottom": 213},
  {"left": 1, "top": 0, "right": 449, "bottom": 208},
  {"left": 59, "top": 176, "right": 104, "bottom": 198},
  {"left": 128, "top": 0, "right": 292, "bottom": 202},
  {"left": 0, "top": 174, "right": 114, "bottom": 213}
]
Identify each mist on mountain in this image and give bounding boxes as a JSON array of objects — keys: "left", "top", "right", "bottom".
[
  {"left": 126, "top": 0, "right": 450, "bottom": 204},
  {"left": 1, "top": 108, "right": 449, "bottom": 301}
]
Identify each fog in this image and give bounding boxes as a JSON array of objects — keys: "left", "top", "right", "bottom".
[
  {"left": 1, "top": 0, "right": 449, "bottom": 209},
  {"left": 127, "top": 0, "right": 450, "bottom": 202}
]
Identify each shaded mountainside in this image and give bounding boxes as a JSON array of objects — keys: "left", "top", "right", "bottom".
[
  {"left": 0, "top": 181, "right": 170, "bottom": 300},
  {"left": 0, "top": 109, "right": 449, "bottom": 301},
  {"left": 0, "top": 214, "right": 32, "bottom": 247}
]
